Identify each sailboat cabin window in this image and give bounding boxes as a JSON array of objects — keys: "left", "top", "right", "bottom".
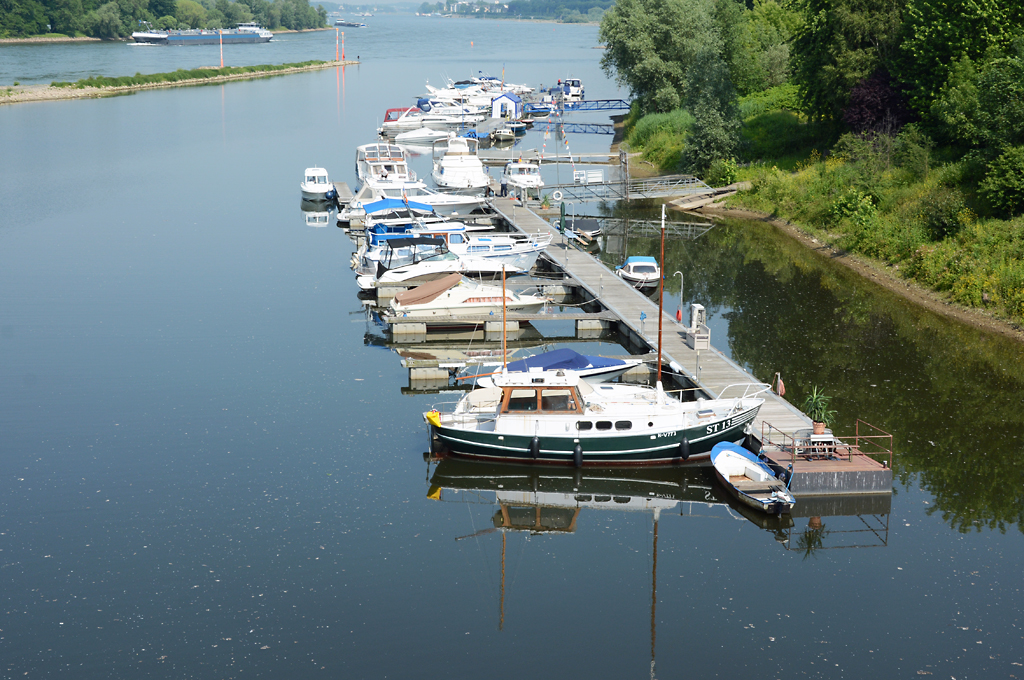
[
  {"left": 595, "top": 421, "right": 613, "bottom": 430},
  {"left": 576, "top": 421, "right": 593, "bottom": 431},
  {"left": 540, "top": 388, "right": 576, "bottom": 412},
  {"left": 505, "top": 389, "right": 537, "bottom": 412}
]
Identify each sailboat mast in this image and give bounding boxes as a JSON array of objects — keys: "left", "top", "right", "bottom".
[
  {"left": 651, "top": 508, "right": 660, "bottom": 679},
  {"left": 502, "top": 264, "right": 507, "bottom": 371},
  {"left": 657, "top": 204, "right": 665, "bottom": 383}
]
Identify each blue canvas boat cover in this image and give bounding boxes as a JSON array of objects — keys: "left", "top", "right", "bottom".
[
  {"left": 505, "top": 348, "right": 625, "bottom": 374},
  {"left": 363, "top": 198, "right": 434, "bottom": 215},
  {"left": 623, "top": 256, "right": 658, "bottom": 265}
]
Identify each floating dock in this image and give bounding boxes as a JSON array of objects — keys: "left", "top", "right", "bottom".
[{"left": 489, "top": 197, "right": 892, "bottom": 497}]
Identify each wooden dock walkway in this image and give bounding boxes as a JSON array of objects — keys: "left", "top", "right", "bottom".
[{"left": 491, "top": 198, "right": 891, "bottom": 495}]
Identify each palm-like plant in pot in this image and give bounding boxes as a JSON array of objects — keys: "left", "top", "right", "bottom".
[{"left": 802, "top": 386, "right": 837, "bottom": 435}]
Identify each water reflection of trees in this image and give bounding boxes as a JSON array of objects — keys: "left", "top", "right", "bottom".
[{"left": 597, "top": 209, "right": 1024, "bottom": 534}]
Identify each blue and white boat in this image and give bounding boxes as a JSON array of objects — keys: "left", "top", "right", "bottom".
[
  {"left": 710, "top": 442, "right": 795, "bottom": 515},
  {"left": 615, "top": 256, "right": 660, "bottom": 291},
  {"left": 505, "top": 348, "right": 641, "bottom": 383}
]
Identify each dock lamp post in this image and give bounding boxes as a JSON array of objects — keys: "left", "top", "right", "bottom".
[{"left": 674, "top": 271, "right": 683, "bottom": 322}]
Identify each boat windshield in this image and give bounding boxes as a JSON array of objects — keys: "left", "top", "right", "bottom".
[{"left": 632, "top": 265, "right": 657, "bottom": 274}]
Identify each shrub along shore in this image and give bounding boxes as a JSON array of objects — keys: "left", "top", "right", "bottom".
[{"left": 0, "top": 59, "right": 354, "bottom": 104}]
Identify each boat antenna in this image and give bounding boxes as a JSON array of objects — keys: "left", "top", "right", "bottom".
[
  {"left": 502, "top": 264, "right": 507, "bottom": 372},
  {"left": 657, "top": 203, "right": 665, "bottom": 385}
]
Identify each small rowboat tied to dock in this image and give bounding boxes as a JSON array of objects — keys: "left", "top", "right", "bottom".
[
  {"left": 425, "top": 370, "right": 766, "bottom": 466},
  {"left": 710, "top": 441, "right": 795, "bottom": 514}
]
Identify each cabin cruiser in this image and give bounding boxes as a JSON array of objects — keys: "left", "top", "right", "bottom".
[
  {"left": 395, "top": 127, "right": 450, "bottom": 144},
  {"left": 431, "top": 135, "right": 490, "bottom": 195},
  {"left": 388, "top": 273, "right": 548, "bottom": 320},
  {"left": 355, "top": 143, "right": 416, "bottom": 184},
  {"left": 615, "top": 256, "right": 660, "bottom": 291},
  {"left": 340, "top": 181, "right": 486, "bottom": 221},
  {"left": 300, "top": 167, "right": 336, "bottom": 200},
  {"left": 378, "top": 105, "right": 485, "bottom": 135},
  {"left": 355, "top": 237, "right": 516, "bottom": 291},
  {"left": 502, "top": 161, "right": 544, "bottom": 197}
]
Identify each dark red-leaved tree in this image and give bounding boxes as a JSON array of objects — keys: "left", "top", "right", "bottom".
[{"left": 843, "top": 69, "right": 911, "bottom": 133}]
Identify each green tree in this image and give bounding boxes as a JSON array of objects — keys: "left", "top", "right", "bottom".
[
  {"left": 83, "top": 0, "right": 123, "bottom": 36},
  {"left": 1, "top": 0, "right": 50, "bottom": 36},
  {"left": 599, "top": 0, "right": 723, "bottom": 113},
  {"left": 148, "top": 0, "right": 175, "bottom": 18},
  {"left": 898, "top": 0, "right": 1024, "bottom": 116},
  {"left": 979, "top": 145, "right": 1024, "bottom": 217},
  {"left": 790, "top": 0, "right": 906, "bottom": 122},
  {"left": 932, "top": 51, "right": 1024, "bottom": 150},
  {"left": 731, "top": 0, "right": 800, "bottom": 95},
  {"left": 46, "top": 0, "right": 84, "bottom": 34},
  {"left": 175, "top": 0, "right": 205, "bottom": 26}
]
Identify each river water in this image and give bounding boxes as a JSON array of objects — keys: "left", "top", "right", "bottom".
[{"left": 1, "top": 15, "right": 1023, "bottom": 679}]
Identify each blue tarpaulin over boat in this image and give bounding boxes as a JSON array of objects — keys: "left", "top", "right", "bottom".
[
  {"left": 505, "top": 348, "right": 624, "bottom": 373},
  {"left": 363, "top": 198, "right": 434, "bottom": 214}
]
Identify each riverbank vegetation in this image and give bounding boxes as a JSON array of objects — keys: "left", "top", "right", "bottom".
[
  {"left": 0, "top": 0, "right": 326, "bottom": 39},
  {"left": 600, "top": 0, "right": 1024, "bottom": 326},
  {"left": 49, "top": 59, "right": 327, "bottom": 88}
]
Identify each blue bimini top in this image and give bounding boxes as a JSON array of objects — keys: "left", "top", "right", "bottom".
[{"left": 505, "top": 348, "right": 625, "bottom": 373}]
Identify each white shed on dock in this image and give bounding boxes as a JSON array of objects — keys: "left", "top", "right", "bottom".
[{"left": 490, "top": 92, "right": 522, "bottom": 119}]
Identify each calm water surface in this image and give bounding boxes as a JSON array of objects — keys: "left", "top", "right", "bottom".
[{"left": 2, "top": 17, "right": 1023, "bottom": 679}]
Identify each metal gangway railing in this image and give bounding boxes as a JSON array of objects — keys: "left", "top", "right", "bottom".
[{"left": 544, "top": 174, "right": 713, "bottom": 202}]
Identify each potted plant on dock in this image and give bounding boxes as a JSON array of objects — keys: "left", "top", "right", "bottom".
[{"left": 802, "top": 386, "right": 837, "bottom": 435}]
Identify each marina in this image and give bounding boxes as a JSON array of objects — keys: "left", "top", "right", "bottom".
[{"left": 3, "top": 14, "right": 1023, "bottom": 680}]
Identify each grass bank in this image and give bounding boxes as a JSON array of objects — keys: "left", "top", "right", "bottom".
[
  {"left": 1, "top": 59, "right": 355, "bottom": 105},
  {"left": 51, "top": 60, "right": 330, "bottom": 88}
]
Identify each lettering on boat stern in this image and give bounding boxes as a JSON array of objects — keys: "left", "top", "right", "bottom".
[{"left": 656, "top": 431, "right": 677, "bottom": 439}]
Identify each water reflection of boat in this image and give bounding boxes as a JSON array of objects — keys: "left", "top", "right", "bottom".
[
  {"left": 428, "top": 458, "right": 723, "bottom": 668},
  {"left": 429, "top": 458, "right": 726, "bottom": 512}
]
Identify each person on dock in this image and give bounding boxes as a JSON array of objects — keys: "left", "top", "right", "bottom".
[{"left": 500, "top": 176, "right": 508, "bottom": 197}]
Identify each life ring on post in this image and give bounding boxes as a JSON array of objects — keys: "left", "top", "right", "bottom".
[{"left": 552, "top": 190, "right": 563, "bottom": 201}]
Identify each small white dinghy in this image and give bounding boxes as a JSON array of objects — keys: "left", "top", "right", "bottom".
[{"left": 710, "top": 442, "right": 795, "bottom": 515}]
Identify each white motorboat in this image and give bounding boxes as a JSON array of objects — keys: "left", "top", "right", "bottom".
[
  {"left": 395, "top": 127, "right": 450, "bottom": 143},
  {"left": 490, "top": 126, "right": 516, "bottom": 143},
  {"left": 388, "top": 273, "right": 547, "bottom": 320},
  {"left": 431, "top": 135, "right": 490, "bottom": 195},
  {"left": 445, "top": 232, "right": 551, "bottom": 272},
  {"left": 340, "top": 181, "right": 486, "bottom": 221},
  {"left": 355, "top": 237, "right": 517, "bottom": 291},
  {"left": 710, "top": 442, "right": 795, "bottom": 514},
  {"left": 424, "top": 372, "right": 766, "bottom": 466},
  {"left": 378, "top": 105, "right": 484, "bottom": 135},
  {"left": 502, "top": 161, "right": 544, "bottom": 197},
  {"left": 300, "top": 167, "right": 336, "bottom": 200},
  {"left": 355, "top": 143, "right": 416, "bottom": 184},
  {"left": 615, "top": 256, "right": 660, "bottom": 291}
]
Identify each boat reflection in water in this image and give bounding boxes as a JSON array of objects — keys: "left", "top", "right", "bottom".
[
  {"left": 300, "top": 199, "right": 334, "bottom": 228},
  {"left": 427, "top": 458, "right": 760, "bottom": 675}
]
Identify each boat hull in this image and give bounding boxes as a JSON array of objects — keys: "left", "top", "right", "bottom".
[
  {"left": 432, "top": 407, "right": 758, "bottom": 466},
  {"left": 132, "top": 31, "right": 271, "bottom": 45},
  {"left": 713, "top": 469, "right": 794, "bottom": 514}
]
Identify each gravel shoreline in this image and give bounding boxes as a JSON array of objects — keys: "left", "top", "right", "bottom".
[{"left": 0, "top": 60, "right": 357, "bottom": 105}]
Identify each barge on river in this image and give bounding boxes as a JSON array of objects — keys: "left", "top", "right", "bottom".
[{"left": 132, "top": 23, "right": 272, "bottom": 45}]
